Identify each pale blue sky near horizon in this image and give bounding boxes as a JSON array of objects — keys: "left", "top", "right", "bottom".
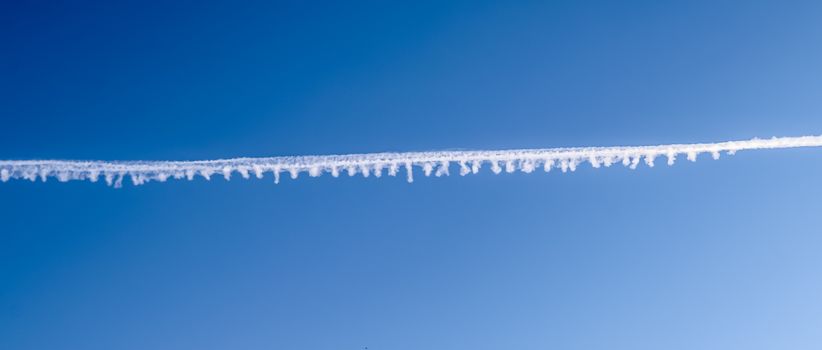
[{"left": 3, "top": 1, "right": 822, "bottom": 349}]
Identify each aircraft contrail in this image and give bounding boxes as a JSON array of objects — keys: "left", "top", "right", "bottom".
[{"left": 2, "top": 135, "right": 821, "bottom": 187}]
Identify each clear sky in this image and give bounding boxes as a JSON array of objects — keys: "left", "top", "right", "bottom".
[{"left": 3, "top": 1, "right": 822, "bottom": 349}]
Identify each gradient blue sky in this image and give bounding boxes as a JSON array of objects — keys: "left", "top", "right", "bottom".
[{"left": 3, "top": 1, "right": 822, "bottom": 349}]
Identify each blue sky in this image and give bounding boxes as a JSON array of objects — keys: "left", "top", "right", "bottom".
[{"left": 2, "top": 1, "right": 822, "bottom": 349}]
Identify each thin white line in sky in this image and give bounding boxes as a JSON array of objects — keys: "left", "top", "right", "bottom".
[{"left": 2, "top": 135, "right": 821, "bottom": 187}]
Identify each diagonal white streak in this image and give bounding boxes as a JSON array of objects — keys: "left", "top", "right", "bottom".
[{"left": 1, "top": 135, "right": 821, "bottom": 187}]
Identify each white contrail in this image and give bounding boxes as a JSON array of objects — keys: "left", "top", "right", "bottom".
[{"left": 1, "top": 135, "right": 821, "bottom": 187}]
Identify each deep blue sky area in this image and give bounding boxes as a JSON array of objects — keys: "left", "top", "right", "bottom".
[{"left": 3, "top": 1, "right": 822, "bottom": 349}]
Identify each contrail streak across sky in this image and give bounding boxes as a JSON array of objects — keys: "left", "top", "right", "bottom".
[{"left": 2, "top": 135, "right": 821, "bottom": 187}]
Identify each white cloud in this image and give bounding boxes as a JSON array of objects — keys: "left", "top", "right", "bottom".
[{"left": 1, "top": 135, "right": 820, "bottom": 188}]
